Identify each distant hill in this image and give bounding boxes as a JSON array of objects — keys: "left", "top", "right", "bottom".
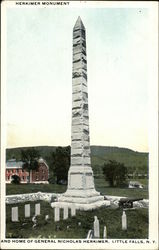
[
  {"left": 6, "top": 145, "right": 148, "bottom": 175},
  {"left": 6, "top": 146, "right": 56, "bottom": 162},
  {"left": 91, "top": 146, "right": 148, "bottom": 175}
]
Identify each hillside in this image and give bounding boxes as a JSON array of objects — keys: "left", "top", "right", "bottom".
[
  {"left": 91, "top": 146, "right": 148, "bottom": 175},
  {"left": 6, "top": 145, "right": 148, "bottom": 174},
  {"left": 6, "top": 146, "right": 57, "bottom": 161}
]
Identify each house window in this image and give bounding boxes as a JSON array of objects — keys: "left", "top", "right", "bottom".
[{"left": 42, "top": 176, "right": 45, "bottom": 181}]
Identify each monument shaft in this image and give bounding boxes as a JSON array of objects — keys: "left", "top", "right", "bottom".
[
  {"left": 67, "top": 17, "right": 97, "bottom": 194},
  {"left": 71, "top": 17, "right": 91, "bottom": 169},
  {"left": 58, "top": 17, "right": 105, "bottom": 206}
]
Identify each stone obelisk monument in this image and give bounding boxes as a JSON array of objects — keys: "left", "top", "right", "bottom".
[{"left": 57, "top": 17, "right": 109, "bottom": 210}]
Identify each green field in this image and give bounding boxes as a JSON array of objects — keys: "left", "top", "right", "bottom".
[
  {"left": 95, "top": 178, "right": 148, "bottom": 199},
  {"left": 6, "top": 201, "right": 148, "bottom": 239},
  {"left": 6, "top": 145, "right": 148, "bottom": 175},
  {"left": 6, "top": 183, "right": 66, "bottom": 195},
  {"left": 6, "top": 177, "right": 148, "bottom": 199}
]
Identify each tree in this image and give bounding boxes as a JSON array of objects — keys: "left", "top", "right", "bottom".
[
  {"left": 50, "top": 146, "right": 70, "bottom": 184},
  {"left": 103, "top": 160, "right": 127, "bottom": 187},
  {"left": 21, "top": 148, "right": 40, "bottom": 183},
  {"left": 11, "top": 175, "right": 20, "bottom": 184},
  {"left": 48, "top": 172, "right": 56, "bottom": 184}
]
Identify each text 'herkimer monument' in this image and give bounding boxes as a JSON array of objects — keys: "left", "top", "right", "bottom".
[{"left": 56, "top": 17, "right": 109, "bottom": 210}]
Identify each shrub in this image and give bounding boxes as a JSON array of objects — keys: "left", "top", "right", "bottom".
[{"left": 11, "top": 175, "right": 20, "bottom": 184}]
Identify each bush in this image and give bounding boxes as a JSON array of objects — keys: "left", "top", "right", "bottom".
[
  {"left": 48, "top": 175, "right": 55, "bottom": 184},
  {"left": 103, "top": 160, "right": 127, "bottom": 187},
  {"left": 11, "top": 175, "right": 20, "bottom": 184}
]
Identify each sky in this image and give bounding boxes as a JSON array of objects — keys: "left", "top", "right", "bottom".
[{"left": 6, "top": 5, "right": 150, "bottom": 152}]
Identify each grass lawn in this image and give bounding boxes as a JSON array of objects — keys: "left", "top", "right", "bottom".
[
  {"left": 134, "top": 178, "right": 148, "bottom": 186},
  {"left": 6, "top": 184, "right": 67, "bottom": 195},
  {"left": 95, "top": 178, "right": 148, "bottom": 199},
  {"left": 6, "top": 178, "right": 148, "bottom": 199},
  {"left": 6, "top": 201, "right": 148, "bottom": 239}
]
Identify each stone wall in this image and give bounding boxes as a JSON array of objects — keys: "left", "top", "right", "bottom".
[{"left": 6, "top": 192, "right": 60, "bottom": 204}]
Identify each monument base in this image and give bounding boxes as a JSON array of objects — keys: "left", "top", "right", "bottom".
[
  {"left": 53, "top": 165, "right": 111, "bottom": 210},
  {"left": 51, "top": 200, "right": 110, "bottom": 211},
  {"left": 58, "top": 186, "right": 103, "bottom": 202}
]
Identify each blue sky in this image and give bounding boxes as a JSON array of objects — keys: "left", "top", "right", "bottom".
[{"left": 6, "top": 6, "right": 150, "bottom": 151}]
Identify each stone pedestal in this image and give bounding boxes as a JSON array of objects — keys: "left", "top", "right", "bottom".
[
  {"left": 11, "top": 207, "right": 18, "bottom": 222},
  {"left": 122, "top": 211, "right": 127, "bottom": 230},
  {"left": 63, "top": 206, "right": 68, "bottom": 220},
  {"left": 94, "top": 216, "right": 100, "bottom": 238},
  {"left": 58, "top": 166, "right": 104, "bottom": 204},
  {"left": 103, "top": 225, "right": 107, "bottom": 238},
  {"left": 35, "top": 203, "right": 40, "bottom": 216},
  {"left": 25, "top": 204, "right": 30, "bottom": 218},
  {"left": 71, "top": 204, "right": 76, "bottom": 216},
  {"left": 54, "top": 207, "right": 60, "bottom": 222}
]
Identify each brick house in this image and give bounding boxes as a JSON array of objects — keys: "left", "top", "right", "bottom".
[{"left": 6, "top": 158, "right": 49, "bottom": 184}]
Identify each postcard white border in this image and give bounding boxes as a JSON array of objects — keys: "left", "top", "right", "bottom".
[{"left": 1, "top": 1, "right": 158, "bottom": 249}]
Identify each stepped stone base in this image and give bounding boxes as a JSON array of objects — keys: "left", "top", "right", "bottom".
[
  {"left": 51, "top": 200, "right": 110, "bottom": 211},
  {"left": 54, "top": 165, "right": 110, "bottom": 210},
  {"left": 58, "top": 191, "right": 103, "bottom": 204},
  {"left": 58, "top": 165, "right": 104, "bottom": 204}
]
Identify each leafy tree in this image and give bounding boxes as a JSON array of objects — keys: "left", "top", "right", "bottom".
[
  {"left": 93, "top": 165, "right": 103, "bottom": 179},
  {"left": 21, "top": 148, "right": 40, "bottom": 171},
  {"left": 21, "top": 148, "right": 40, "bottom": 183},
  {"left": 103, "top": 160, "right": 127, "bottom": 187},
  {"left": 48, "top": 173, "right": 56, "bottom": 184},
  {"left": 11, "top": 175, "right": 20, "bottom": 184},
  {"left": 50, "top": 146, "right": 70, "bottom": 184}
]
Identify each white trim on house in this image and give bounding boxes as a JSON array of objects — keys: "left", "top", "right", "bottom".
[{"left": 33, "top": 181, "right": 49, "bottom": 184}]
